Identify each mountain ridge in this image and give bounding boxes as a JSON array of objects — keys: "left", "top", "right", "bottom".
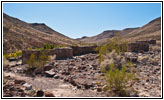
[
  {"left": 78, "top": 17, "right": 161, "bottom": 43},
  {"left": 3, "top": 13, "right": 80, "bottom": 54}
]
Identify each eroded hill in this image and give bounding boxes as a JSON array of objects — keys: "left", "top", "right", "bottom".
[{"left": 3, "top": 13, "right": 81, "bottom": 54}]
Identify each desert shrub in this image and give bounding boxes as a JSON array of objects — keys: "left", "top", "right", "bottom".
[
  {"left": 104, "top": 63, "right": 135, "bottom": 96},
  {"left": 4, "top": 50, "right": 22, "bottom": 59},
  {"left": 27, "top": 90, "right": 36, "bottom": 96},
  {"left": 26, "top": 51, "right": 50, "bottom": 75},
  {"left": 100, "top": 50, "right": 126, "bottom": 73},
  {"left": 100, "top": 50, "right": 136, "bottom": 96},
  {"left": 44, "top": 44, "right": 54, "bottom": 49},
  {"left": 27, "top": 47, "right": 44, "bottom": 50},
  {"left": 97, "top": 35, "right": 136, "bottom": 96},
  {"left": 96, "top": 35, "right": 128, "bottom": 64}
]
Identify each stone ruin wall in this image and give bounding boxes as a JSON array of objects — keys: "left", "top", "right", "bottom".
[
  {"left": 127, "top": 40, "right": 156, "bottom": 52},
  {"left": 22, "top": 47, "right": 73, "bottom": 64},
  {"left": 22, "top": 40, "right": 156, "bottom": 64},
  {"left": 71, "top": 46, "right": 98, "bottom": 56},
  {"left": 127, "top": 42, "right": 149, "bottom": 52},
  {"left": 22, "top": 46, "right": 98, "bottom": 64}
]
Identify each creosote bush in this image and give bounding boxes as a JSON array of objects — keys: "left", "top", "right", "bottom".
[
  {"left": 26, "top": 51, "right": 50, "bottom": 75},
  {"left": 97, "top": 35, "right": 136, "bottom": 96},
  {"left": 95, "top": 34, "right": 128, "bottom": 64}
]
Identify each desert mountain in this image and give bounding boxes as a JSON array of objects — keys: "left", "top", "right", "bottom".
[
  {"left": 3, "top": 13, "right": 80, "bottom": 54},
  {"left": 79, "top": 17, "right": 161, "bottom": 43},
  {"left": 124, "top": 17, "right": 161, "bottom": 41}
]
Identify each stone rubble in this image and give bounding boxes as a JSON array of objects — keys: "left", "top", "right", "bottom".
[{"left": 3, "top": 48, "right": 161, "bottom": 97}]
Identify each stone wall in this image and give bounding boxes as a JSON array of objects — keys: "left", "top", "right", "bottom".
[
  {"left": 127, "top": 42, "right": 149, "bottom": 52},
  {"left": 22, "top": 47, "right": 73, "bottom": 64},
  {"left": 71, "top": 46, "right": 98, "bottom": 56},
  {"left": 148, "top": 40, "right": 156, "bottom": 44},
  {"left": 136, "top": 40, "right": 156, "bottom": 45}
]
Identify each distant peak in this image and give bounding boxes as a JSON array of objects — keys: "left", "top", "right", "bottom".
[
  {"left": 123, "top": 27, "right": 139, "bottom": 30},
  {"left": 102, "top": 30, "right": 120, "bottom": 34},
  {"left": 31, "top": 23, "right": 46, "bottom": 26},
  {"left": 81, "top": 36, "right": 88, "bottom": 39},
  {"left": 148, "top": 17, "right": 161, "bottom": 24}
]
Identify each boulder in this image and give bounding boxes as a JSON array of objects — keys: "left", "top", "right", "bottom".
[{"left": 36, "top": 90, "right": 44, "bottom": 97}]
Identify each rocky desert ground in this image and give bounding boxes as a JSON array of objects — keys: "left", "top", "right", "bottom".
[{"left": 3, "top": 44, "right": 161, "bottom": 97}]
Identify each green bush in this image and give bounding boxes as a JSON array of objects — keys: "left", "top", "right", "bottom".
[
  {"left": 44, "top": 44, "right": 54, "bottom": 49},
  {"left": 96, "top": 35, "right": 128, "bottom": 64},
  {"left": 4, "top": 50, "right": 22, "bottom": 59},
  {"left": 26, "top": 51, "right": 50, "bottom": 75},
  {"left": 103, "top": 59, "right": 135, "bottom": 96},
  {"left": 97, "top": 35, "right": 136, "bottom": 96},
  {"left": 27, "top": 47, "right": 44, "bottom": 50}
]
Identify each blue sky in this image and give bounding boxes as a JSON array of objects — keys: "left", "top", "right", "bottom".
[{"left": 3, "top": 3, "right": 161, "bottom": 39}]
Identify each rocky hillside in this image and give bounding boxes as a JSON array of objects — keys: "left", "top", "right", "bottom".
[
  {"left": 79, "top": 17, "right": 161, "bottom": 43},
  {"left": 3, "top": 13, "right": 80, "bottom": 54},
  {"left": 124, "top": 17, "right": 161, "bottom": 42}
]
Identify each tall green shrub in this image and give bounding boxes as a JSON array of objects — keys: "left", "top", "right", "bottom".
[
  {"left": 97, "top": 35, "right": 136, "bottom": 96},
  {"left": 96, "top": 35, "right": 128, "bottom": 64},
  {"left": 26, "top": 51, "right": 50, "bottom": 75}
]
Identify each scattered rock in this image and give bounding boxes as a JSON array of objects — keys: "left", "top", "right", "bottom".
[
  {"left": 36, "top": 90, "right": 44, "bottom": 97},
  {"left": 45, "top": 70, "right": 56, "bottom": 77},
  {"left": 44, "top": 65, "right": 53, "bottom": 71},
  {"left": 97, "top": 87, "right": 102, "bottom": 92},
  {"left": 45, "top": 92, "right": 55, "bottom": 97},
  {"left": 14, "top": 79, "right": 25, "bottom": 85},
  {"left": 23, "top": 83, "right": 32, "bottom": 90},
  {"left": 53, "top": 75, "right": 59, "bottom": 79}
]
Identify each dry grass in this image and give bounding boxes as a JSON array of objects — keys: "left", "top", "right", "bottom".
[
  {"left": 151, "top": 45, "right": 161, "bottom": 52},
  {"left": 138, "top": 55, "right": 149, "bottom": 63}
]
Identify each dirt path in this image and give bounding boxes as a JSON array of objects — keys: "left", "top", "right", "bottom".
[{"left": 3, "top": 72, "right": 105, "bottom": 97}]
